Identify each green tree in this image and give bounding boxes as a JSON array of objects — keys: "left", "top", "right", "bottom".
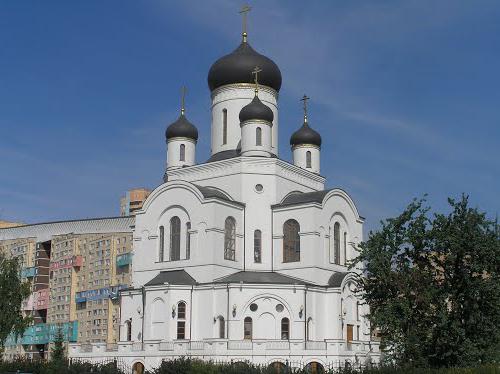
[
  {"left": 0, "top": 253, "right": 32, "bottom": 355},
  {"left": 51, "top": 325, "right": 66, "bottom": 362},
  {"left": 352, "top": 195, "right": 500, "bottom": 367}
]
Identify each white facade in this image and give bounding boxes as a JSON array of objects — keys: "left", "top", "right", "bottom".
[
  {"left": 166, "top": 138, "right": 196, "bottom": 170},
  {"left": 69, "top": 25, "right": 379, "bottom": 374},
  {"left": 293, "top": 144, "right": 321, "bottom": 174}
]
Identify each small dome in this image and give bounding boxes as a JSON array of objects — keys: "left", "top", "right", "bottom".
[
  {"left": 208, "top": 41, "right": 282, "bottom": 92},
  {"left": 239, "top": 95, "right": 274, "bottom": 123},
  {"left": 165, "top": 114, "right": 198, "bottom": 141},
  {"left": 290, "top": 122, "right": 322, "bottom": 147}
]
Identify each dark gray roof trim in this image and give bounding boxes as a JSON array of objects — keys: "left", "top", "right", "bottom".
[
  {"left": 213, "top": 271, "right": 314, "bottom": 286},
  {"left": 145, "top": 270, "right": 197, "bottom": 286},
  {"left": 207, "top": 150, "right": 240, "bottom": 163},
  {"left": 272, "top": 189, "right": 333, "bottom": 208},
  {"left": 328, "top": 272, "right": 349, "bottom": 287},
  {"left": 194, "top": 185, "right": 245, "bottom": 207}
]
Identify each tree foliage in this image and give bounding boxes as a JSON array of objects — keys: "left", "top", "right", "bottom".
[
  {"left": 0, "top": 252, "right": 32, "bottom": 352},
  {"left": 51, "top": 325, "right": 66, "bottom": 362},
  {"left": 352, "top": 195, "right": 500, "bottom": 367}
]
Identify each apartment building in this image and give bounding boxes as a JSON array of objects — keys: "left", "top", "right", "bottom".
[
  {"left": 0, "top": 217, "right": 134, "bottom": 360},
  {"left": 120, "top": 188, "right": 151, "bottom": 216}
]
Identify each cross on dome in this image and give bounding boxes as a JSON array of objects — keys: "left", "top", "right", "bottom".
[
  {"left": 180, "top": 86, "right": 187, "bottom": 115},
  {"left": 252, "top": 66, "right": 262, "bottom": 95},
  {"left": 301, "top": 94, "right": 310, "bottom": 123},
  {"left": 239, "top": 4, "right": 252, "bottom": 42}
]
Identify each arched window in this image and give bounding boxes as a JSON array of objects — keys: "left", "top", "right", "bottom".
[
  {"left": 334, "top": 222, "right": 340, "bottom": 265},
  {"left": 159, "top": 226, "right": 164, "bottom": 262},
  {"left": 256, "top": 127, "right": 262, "bottom": 146},
  {"left": 222, "top": 109, "right": 228, "bottom": 145},
  {"left": 218, "top": 316, "right": 225, "bottom": 339},
  {"left": 254, "top": 230, "right": 262, "bottom": 263},
  {"left": 180, "top": 144, "right": 185, "bottom": 162},
  {"left": 125, "top": 319, "right": 132, "bottom": 341},
  {"left": 224, "top": 217, "right": 236, "bottom": 261},
  {"left": 244, "top": 317, "right": 252, "bottom": 340},
  {"left": 177, "top": 301, "right": 186, "bottom": 339},
  {"left": 186, "top": 222, "right": 191, "bottom": 260},
  {"left": 306, "top": 151, "right": 312, "bottom": 168},
  {"left": 170, "top": 217, "right": 181, "bottom": 261},
  {"left": 281, "top": 318, "right": 290, "bottom": 340},
  {"left": 343, "top": 231, "right": 347, "bottom": 265},
  {"left": 283, "top": 219, "right": 300, "bottom": 262}
]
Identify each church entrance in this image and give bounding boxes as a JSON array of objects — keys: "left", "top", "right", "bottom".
[
  {"left": 268, "top": 361, "right": 287, "bottom": 373},
  {"left": 305, "top": 361, "right": 325, "bottom": 374},
  {"left": 132, "top": 362, "right": 144, "bottom": 374}
]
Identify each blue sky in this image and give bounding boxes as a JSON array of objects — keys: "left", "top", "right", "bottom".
[{"left": 0, "top": 0, "right": 499, "bottom": 234}]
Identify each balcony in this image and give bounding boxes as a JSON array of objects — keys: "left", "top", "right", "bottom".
[
  {"left": 75, "top": 284, "right": 128, "bottom": 303},
  {"left": 21, "top": 266, "right": 36, "bottom": 278},
  {"left": 34, "top": 289, "right": 49, "bottom": 310},
  {"left": 50, "top": 255, "right": 83, "bottom": 270},
  {"left": 5, "top": 321, "right": 78, "bottom": 346},
  {"left": 116, "top": 252, "right": 132, "bottom": 267}
]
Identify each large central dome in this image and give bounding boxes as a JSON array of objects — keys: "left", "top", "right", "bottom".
[{"left": 207, "top": 40, "right": 282, "bottom": 92}]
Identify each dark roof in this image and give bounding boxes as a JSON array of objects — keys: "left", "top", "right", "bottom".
[
  {"left": 239, "top": 95, "right": 274, "bottom": 123},
  {"left": 207, "top": 149, "right": 241, "bottom": 163},
  {"left": 328, "top": 272, "right": 349, "bottom": 287},
  {"left": 194, "top": 185, "right": 244, "bottom": 206},
  {"left": 290, "top": 121, "right": 322, "bottom": 147},
  {"left": 273, "top": 189, "right": 333, "bottom": 208},
  {"left": 208, "top": 41, "right": 282, "bottom": 92},
  {"left": 213, "top": 271, "right": 313, "bottom": 285},
  {"left": 165, "top": 113, "right": 198, "bottom": 141},
  {"left": 145, "top": 270, "right": 197, "bottom": 286}
]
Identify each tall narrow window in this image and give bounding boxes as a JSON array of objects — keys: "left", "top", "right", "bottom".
[
  {"left": 343, "top": 232, "right": 347, "bottom": 265},
  {"left": 218, "top": 316, "right": 225, "bottom": 339},
  {"left": 334, "top": 222, "right": 340, "bottom": 265},
  {"left": 306, "top": 151, "right": 312, "bottom": 168},
  {"left": 186, "top": 222, "right": 191, "bottom": 260},
  {"left": 283, "top": 219, "right": 300, "bottom": 262},
  {"left": 244, "top": 317, "right": 252, "bottom": 340},
  {"left": 281, "top": 318, "right": 290, "bottom": 340},
  {"left": 224, "top": 217, "right": 236, "bottom": 261},
  {"left": 180, "top": 144, "right": 185, "bottom": 161},
  {"left": 159, "top": 226, "right": 164, "bottom": 262},
  {"left": 254, "top": 230, "right": 262, "bottom": 263},
  {"left": 125, "top": 320, "right": 132, "bottom": 341},
  {"left": 170, "top": 217, "right": 181, "bottom": 261},
  {"left": 222, "top": 109, "right": 228, "bottom": 145},
  {"left": 177, "top": 301, "right": 186, "bottom": 339},
  {"left": 256, "top": 127, "right": 262, "bottom": 146}
]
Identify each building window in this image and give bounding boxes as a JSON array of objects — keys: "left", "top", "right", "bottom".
[
  {"left": 281, "top": 318, "right": 290, "bottom": 340},
  {"left": 177, "top": 301, "right": 186, "bottom": 339},
  {"left": 170, "top": 217, "right": 181, "bottom": 261},
  {"left": 343, "top": 231, "right": 347, "bottom": 265},
  {"left": 306, "top": 151, "right": 312, "bottom": 168},
  {"left": 125, "top": 319, "right": 131, "bottom": 341},
  {"left": 334, "top": 222, "right": 340, "bottom": 265},
  {"left": 254, "top": 230, "right": 262, "bottom": 263},
  {"left": 218, "top": 316, "right": 225, "bottom": 339},
  {"left": 244, "top": 317, "right": 252, "bottom": 340},
  {"left": 224, "top": 217, "right": 236, "bottom": 261},
  {"left": 180, "top": 144, "right": 185, "bottom": 162},
  {"left": 159, "top": 226, "right": 164, "bottom": 262},
  {"left": 283, "top": 219, "right": 300, "bottom": 262},
  {"left": 222, "top": 109, "right": 228, "bottom": 145},
  {"left": 256, "top": 127, "right": 262, "bottom": 146},
  {"left": 186, "top": 222, "right": 191, "bottom": 260}
]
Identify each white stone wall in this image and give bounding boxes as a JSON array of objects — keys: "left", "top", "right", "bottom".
[
  {"left": 166, "top": 138, "right": 196, "bottom": 170},
  {"left": 292, "top": 145, "right": 321, "bottom": 174}
]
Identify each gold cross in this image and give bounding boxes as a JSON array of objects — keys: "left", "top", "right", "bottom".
[
  {"left": 301, "top": 94, "right": 310, "bottom": 123},
  {"left": 181, "top": 86, "right": 186, "bottom": 115},
  {"left": 252, "top": 66, "right": 262, "bottom": 94},
  {"left": 239, "top": 4, "right": 251, "bottom": 42}
]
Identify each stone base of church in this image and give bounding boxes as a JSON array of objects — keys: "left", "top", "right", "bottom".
[{"left": 69, "top": 339, "right": 380, "bottom": 371}]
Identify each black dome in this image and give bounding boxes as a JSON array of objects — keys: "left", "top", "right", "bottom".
[
  {"left": 208, "top": 41, "right": 282, "bottom": 92},
  {"left": 290, "top": 122, "right": 322, "bottom": 147},
  {"left": 239, "top": 95, "right": 274, "bottom": 123},
  {"left": 165, "top": 113, "right": 198, "bottom": 141}
]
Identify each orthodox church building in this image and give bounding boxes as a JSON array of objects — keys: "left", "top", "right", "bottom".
[{"left": 69, "top": 14, "right": 380, "bottom": 373}]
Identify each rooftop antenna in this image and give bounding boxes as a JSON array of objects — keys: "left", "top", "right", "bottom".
[
  {"left": 300, "top": 94, "right": 310, "bottom": 124},
  {"left": 251, "top": 66, "right": 262, "bottom": 95},
  {"left": 180, "top": 86, "right": 186, "bottom": 115},
  {"left": 239, "top": 4, "right": 251, "bottom": 42}
]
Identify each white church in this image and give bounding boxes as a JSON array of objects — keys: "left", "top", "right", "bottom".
[{"left": 69, "top": 12, "right": 381, "bottom": 374}]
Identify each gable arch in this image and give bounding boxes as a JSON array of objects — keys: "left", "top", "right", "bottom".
[
  {"left": 322, "top": 189, "right": 362, "bottom": 221},
  {"left": 140, "top": 181, "right": 206, "bottom": 212}
]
